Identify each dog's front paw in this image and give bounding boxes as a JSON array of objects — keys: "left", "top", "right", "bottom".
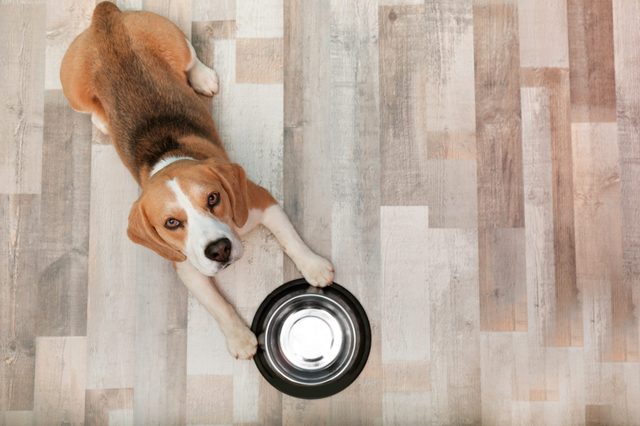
[
  {"left": 299, "top": 254, "right": 334, "bottom": 287},
  {"left": 225, "top": 326, "right": 258, "bottom": 360},
  {"left": 188, "top": 63, "right": 219, "bottom": 96}
]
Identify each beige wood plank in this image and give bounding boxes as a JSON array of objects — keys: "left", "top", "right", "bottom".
[
  {"left": 381, "top": 206, "right": 430, "bottom": 363},
  {"left": 37, "top": 90, "right": 92, "bottom": 337},
  {"left": 517, "top": 0, "right": 569, "bottom": 68},
  {"left": 86, "top": 145, "right": 138, "bottom": 389},
  {"left": 108, "top": 409, "right": 134, "bottom": 426},
  {"left": 0, "top": 195, "right": 40, "bottom": 412},
  {"left": 473, "top": 0, "right": 525, "bottom": 228},
  {"left": 33, "top": 336, "right": 86, "bottom": 426},
  {"left": 480, "top": 333, "right": 515, "bottom": 425},
  {"left": 425, "top": 0, "right": 477, "bottom": 160},
  {"left": 186, "top": 375, "right": 233, "bottom": 425},
  {"left": 84, "top": 388, "right": 133, "bottom": 426},
  {"left": 0, "top": 4, "right": 45, "bottom": 194},
  {"left": 479, "top": 228, "right": 528, "bottom": 332},
  {"left": 133, "top": 249, "right": 187, "bottom": 425},
  {"left": 0, "top": 411, "right": 33, "bottom": 426},
  {"left": 45, "top": 0, "right": 94, "bottom": 90},
  {"left": 427, "top": 229, "right": 481, "bottom": 424},
  {"left": 567, "top": 0, "right": 617, "bottom": 122},
  {"left": 572, "top": 123, "right": 637, "bottom": 362},
  {"left": 236, "top": 38, "right": 283, "bottom": 84},
  {"left": 382, "top": 392, "right": 430, "bottom": 425}
]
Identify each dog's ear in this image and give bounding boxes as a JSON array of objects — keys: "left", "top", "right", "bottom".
[
  {"left": 127, "top": 199, "right": 186, "bottom": 262},
  {"left": 208, "top": 162, "right": 250, "bottom": 228}
]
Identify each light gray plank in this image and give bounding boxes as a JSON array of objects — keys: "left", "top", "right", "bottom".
[
  {"left": 86, "top": 145, "right": 138, "bottom": 389},
  {"left": 427, "top": 229, "right": 481, "bottom": 424},
  {"left": 236, "top": 0, "right": 283, "bottom": 38},
  {"left": 133, "top": 248, "right": 187, "bottom": 425},
  {"left": 37, "top": 90, "right": 92, "bottom": 337},
  {"left": 0, "top": 4, "right": 45, "bottom": 194},
  {"left": 0, "top": 195, "right": 40, "bottom": 412},
  {"left": 517, "top": 0, "right": 569, "bottom": 68}
]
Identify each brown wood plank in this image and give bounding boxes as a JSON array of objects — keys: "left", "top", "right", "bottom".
[
  {"left": 567, "top": 0, "right": 617, "bottom": 122},
  {"left": 473, "top": 0, "right": 524, "bottom": 228},
  {"left": 479, "top": 228, "right": 528, "bottom": 331}
]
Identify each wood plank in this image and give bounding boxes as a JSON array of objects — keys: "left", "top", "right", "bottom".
[
  {"left": 236, "top": 0, "right": 283, "bottom": 38},
  {"left": 0, "top": 411, "right": 33, "bottom": 426},
  {"left": 37, "top": 90, "right": 92, "bottom": 337},
  {"left": 0, "top": 195, "right": 40, "bottom": 412},
  {"left": 382, "top": 392, "right": 430, "bottom": 425},
  {"left": 567, "top": 0, "right": 617, "bottom": 122},
  {"left": 479, "top": 228, "right": 528, "bottom": 331},
  {"left": 86, "top": 145, "right": 138, "bottom": 389},
  {"left": 381, "top": 206, "right": 430, "bottom": 363},
  {"left": 480, "top": 333, "right": 516, "bottom": 425},
  {"left": 379, "top": 4, "right": 428, "bottom": 206},
  {"left": 185, "top": 375, "right": 233, "bottom": 425},
  {"left": 612, "top": 0, "right": 640, "bottom": 363},
  {"left": 327, "top": 1, "right": 382, "bottom": 423},
  {"left": 427, "top": 229, "right": 481, "bottom": 424},
  {"left": 236, "top": 38, "right": 283, "bottom": 84},
  {"left": 521, "top": 67, "right": 582, "bottom": 347},
  {"left": 133, "top": 249, "right": 187, "bottom": 425},
  {"left": 473, "top": 0, "right": 524, "bottom": 228},
  {"left": 572, "top": 123, "right": 637, "bottom": 362},
  {"left": 517, "top": 0, "right": 569, "bottom": 68},
  {"left": 33, "top": 336, "right": 86, "bottom": 425},
  {"left": 0, "top": 3, "right": 45, "bottom": 194},
  {"left": 85, "top": 388, "right": 134, "bottom": 426},
  {"left": 424, "top": 0, "right": 477, "bottom": 160}
]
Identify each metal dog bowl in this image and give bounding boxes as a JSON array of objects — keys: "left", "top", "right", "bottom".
[{"left": 251, "top": 279, "right": 371, "bottom": 399}]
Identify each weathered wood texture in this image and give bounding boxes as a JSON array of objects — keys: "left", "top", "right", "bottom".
[{"left": 1, "top": 0, "right": 640, "bottom": 424}]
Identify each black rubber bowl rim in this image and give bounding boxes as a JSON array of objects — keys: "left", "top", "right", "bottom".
[{"left": 251, "top": 279, "right": 372, "bottom": 399}]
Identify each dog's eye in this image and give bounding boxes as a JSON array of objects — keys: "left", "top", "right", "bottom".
[
  {"left": 165, "top": 218, "right": 181, "bottom": 229},
  {"left": 207, "top": 192, "right": 220, "bottom": 208}
]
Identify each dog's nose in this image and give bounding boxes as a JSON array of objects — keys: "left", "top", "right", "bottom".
[{"left": 204, "top": 238, "right": 232, "bottom": 263}]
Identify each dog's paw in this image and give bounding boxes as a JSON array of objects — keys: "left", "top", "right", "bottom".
[
  {"left": 299, "top": 254, "right": 334, "bottom": 288},
  {"left": 225, "top": 326, "right": 258, "bottom": 360},
  {"left": 188, "top": 62, "right": 219, "bottom": 96}
]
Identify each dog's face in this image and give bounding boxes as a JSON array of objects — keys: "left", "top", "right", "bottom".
[{"left": 127, "top": 160, "right": 249, "bottom": 276}]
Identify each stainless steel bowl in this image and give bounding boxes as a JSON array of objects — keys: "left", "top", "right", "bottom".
[{"left": 251, "top": 279, "right": 371, "bottom": 399}]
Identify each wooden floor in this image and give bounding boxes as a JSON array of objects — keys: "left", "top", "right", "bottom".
[{"left": 2, "top": 0, "right": 640, "bottom": 424}]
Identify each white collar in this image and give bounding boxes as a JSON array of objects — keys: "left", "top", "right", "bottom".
[{"left": 149, "top": 156, "right": 195, "bottom": 177}]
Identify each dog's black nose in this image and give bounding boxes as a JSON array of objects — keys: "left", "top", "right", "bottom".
[{"left": 205, "top": 238, "right": 232, "bottom": 263}]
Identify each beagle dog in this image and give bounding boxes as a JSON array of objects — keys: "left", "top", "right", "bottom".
[{"left": 61, "top": 2, "right": 334, "bottom": 359}]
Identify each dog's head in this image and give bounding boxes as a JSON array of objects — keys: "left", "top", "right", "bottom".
[{"left": 127, "top": 159, "right": 248, "bottom": 276}]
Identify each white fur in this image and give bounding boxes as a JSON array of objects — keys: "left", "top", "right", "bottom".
[
  {"left": 260, "top": 205, "right": 334, "bottom": 287},
  {"left": 149, "top": 156, "right": 194, "bottom": 177},
  {"left": 91, "top": 114, "right": 109, "bottom": 134},
  {"left": 185, "top": 38, "right": 219, "bottom": 96},
  {"left": 167, "top": 178, "right": 243, "bottom": 276},
  {"left": 175, "top": 261, "right": 257, "bottom": 359}
]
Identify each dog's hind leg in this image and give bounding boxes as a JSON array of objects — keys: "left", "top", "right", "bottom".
[{"left": 185, "top": 39, "right": 219, "bottom": 96}]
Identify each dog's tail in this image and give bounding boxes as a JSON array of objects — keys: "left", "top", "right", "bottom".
[{"left": 91, "top": 2, "right": 132, "bottom": 61}]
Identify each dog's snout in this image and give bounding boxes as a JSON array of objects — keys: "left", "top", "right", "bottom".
[{"left": 204, "top": 238, "right": 232, "bottom": 263}]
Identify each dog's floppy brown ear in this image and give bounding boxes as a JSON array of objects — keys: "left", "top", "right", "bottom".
[
  {"left": 127, "top": 199, "right": 186, "bottom": 262},
  {"left": 209, "top": 162, "right": 250, "bottom": 228}
]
